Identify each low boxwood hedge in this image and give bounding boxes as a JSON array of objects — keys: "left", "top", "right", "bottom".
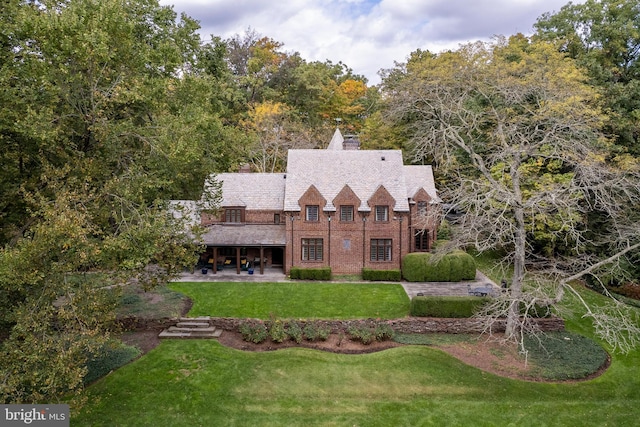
[
  {"left": 289, "top": 267, "right": 332, "bottom": 280},
  {"left": 362, "top": 268, "right": 402, "bottom": 282},
  {"left": 410, "top": 295, "right": 490, "bottom": 318},
  {"left": 402, "top": 251, "right": 476, "bottom": 282}
]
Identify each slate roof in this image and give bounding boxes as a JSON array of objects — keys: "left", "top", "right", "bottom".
[
  {"left": 404, "top": 165, "right": 441, "bottom": 203},
  {"left": 168, "top": 200, "right": 200, "bottom": 225},
  {"left": 201, "top": 224, "right": 286, "bottom": 246},
  {"left": 209, "top": 173, "right": 286, "bottom": 210},
  {"left": 283, "top": 149, "right": 412, "bottom": 212},
  {"left": 197, "top": 130, "right": 438, "bottom": 217}
]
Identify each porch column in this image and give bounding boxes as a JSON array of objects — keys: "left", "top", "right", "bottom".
[
  {"left": 259, "top": 246, "right": 265, "bottom": 275},
  {"left": 213, "top": 247, "right": 218, "bottom": 274},
  {"left": 235, "top": 247, "right": 241, "bottom": 275}
]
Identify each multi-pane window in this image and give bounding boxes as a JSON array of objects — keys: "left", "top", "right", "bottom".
[
  {"left": 340, "top": 205, "right": 354, "bottom": 222},
  {"left": 375, "top": 205, "right": 389, "bottom": 222},
  {"left": 306, "top": 205, "right": 319, "bottom": 221},
  {"left": 417, "top": 201, "right": 427, "bottom": 217},
  {"left": 225, "top": 208, "right": 242, "bottom": 223},
  {"left": 370, "top": 239, "right": 392, "bottom": 261},
  {"left": 414, "top": 230, "right": 429, "bottom": 251},
  {"left": 274, "top": 213, "right": 281, "bottom": 224},
  {"left": 302, "top": 238, "right": 323, "bottom": 261}
]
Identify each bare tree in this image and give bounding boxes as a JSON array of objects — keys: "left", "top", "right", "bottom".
[{"left": 383, "top": 36, "right": 640, "bottom": 351}]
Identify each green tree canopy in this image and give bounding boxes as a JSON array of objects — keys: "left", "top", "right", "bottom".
[
  {"left": 381, "top": 35, "right": 640, "bottom": 349},
  {"left": 535, "top": 0, "right": 640, "bottom": 153},
  {"left": 0, "top": 0, "right": 232, "bottom": 404}
]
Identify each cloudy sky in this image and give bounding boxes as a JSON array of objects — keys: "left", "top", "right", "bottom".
[{"left": 159, "top": 0, "right": 582, "bottom": 85}]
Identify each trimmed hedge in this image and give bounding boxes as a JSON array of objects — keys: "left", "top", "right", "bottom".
[
  {"left": 362, "top": 268, "right": 402, "bottom": 282},
  {"left": 410, "top": 296, "right": 490, "bottom": 318},
  {"left": 402, "top": 251, "right": 476, "bottom": 282},
  {"left": 289, "top": 267, "right": 332, "bottom": 280}
]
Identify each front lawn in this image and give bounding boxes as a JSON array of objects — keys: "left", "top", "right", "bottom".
[
  {"left": 169, "top": 282, "right": 410, "bottom": 319},
  {"left": 74, "top": 337, "right": 640, "bottom": 426},
  {"left": 73, "top": 282, "right": 640, "bottom": 426}
]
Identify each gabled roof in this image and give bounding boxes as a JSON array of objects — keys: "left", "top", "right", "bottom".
[
  {"left": 210, "top": 173, "right": 286, "bottom": 210},
  {"left": 404, "top": 165, "right": 441, "bottom": 203},
  {"left": 284, "top": 149, "right": 411, "bottom": 212}
]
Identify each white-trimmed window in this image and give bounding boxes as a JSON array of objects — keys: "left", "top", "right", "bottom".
[
  {"left": 340, "top": 205, "right": 354, "bottom": 222},
  {"left": 375, "top": 205, "right": 389, "bottom": 222},
  {"left": 370, "top": 239, "right": 392, "bottom": 261},
  {"left": 302, "top": 238, "right": 323, "bottom": 261},
  {"left": 305, "top": 205, "right": 319, "bottom": 221}
]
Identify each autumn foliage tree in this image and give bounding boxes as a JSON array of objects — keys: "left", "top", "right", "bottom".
[
  {"left": 382, "top": 35, "right": 640, "bottom": 350},
  {"left": 0, "top": 0, "right": 228, "bottom": 404}
]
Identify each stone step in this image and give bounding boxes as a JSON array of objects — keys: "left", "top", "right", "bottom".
[
  {"left": 168, "top": 326, "right": 218, "bottom": 333},
  {"left": 175, "top": 321, "right": 210, "bottom": 328},
  {"left": 179, "top": 316, "right": 211, "bottom": 322},
  {"left": 159, "top": 329, "right": 222, "bottom": 339}
]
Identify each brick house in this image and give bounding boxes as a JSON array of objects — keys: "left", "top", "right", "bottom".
[{"left": 194, "top": 129, "right": 440, "bottom": 276}]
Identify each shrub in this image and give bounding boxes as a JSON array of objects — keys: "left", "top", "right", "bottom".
[
  {"left": 302, "top": 321, "right": 331, "bottom": 341},
  {"left": 289, "top": 267, "right": 332, "bottom": 280},
  {"left": 347, "top": 320, "right": 395, "bottom": 345},
  {"left": 84, "top": 341, "right": 141, "bottom": 385},
  {"left": 316, "top": 323, "right": 331, "bottom": 341},
  {"left": 374, "top": 323, "right": 395, "bottom": 341},
  {"left": 410, "top": 296, "right": 490, "bottom": 318},
  {"left": 286, "top": 320, "right": 303, "bottom": 344},
  {"left": 239, "top": 319, "right": 268, "bottom": 344},
  {"left": 402, "top": 251, "right": 476, "bottom": 282},
  {"left": 267, "top": 317, "right": 287, "bottom": 343},
  {"left": 362, "top": 268, "right": 402, "bottom": 281}
]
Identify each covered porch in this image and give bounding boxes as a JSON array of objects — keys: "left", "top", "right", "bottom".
[{"left": 198, "top": 223, "right": 286, "bottom": 276}]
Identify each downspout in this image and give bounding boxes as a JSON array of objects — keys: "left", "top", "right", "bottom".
[
  {"left": 362, "top": 214, "right": 367, "bottom": 268},
  {"left": 290, "top": 215, "right": 295, "bottom": 273},
  {"left": 327, "top": 215, "right": 331, "bottom": 269},
  {"left": 399, "top": 216, "right": 403, "bottom": 274}
]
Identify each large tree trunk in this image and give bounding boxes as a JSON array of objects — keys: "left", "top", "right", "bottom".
[{"left": 506, "top": 205, "right": 526, "bottom": 339}]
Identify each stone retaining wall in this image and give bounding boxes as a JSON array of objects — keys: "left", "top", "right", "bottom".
[{"left": 118, "top": 316, "right": 564, "bottom": 334}]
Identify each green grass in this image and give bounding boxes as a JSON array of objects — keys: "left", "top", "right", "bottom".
[
  {"left": 73, "top": 282, "right": 640, "bottom": 426},
  {"left": 168, "top": 282, "right": 410, "bottom": 319},
  {"left": 117, "top": 284, "right": 187, "bottom": 319},
  {"left": 74, "top": 338, "right": 640, "bottom": 426}
]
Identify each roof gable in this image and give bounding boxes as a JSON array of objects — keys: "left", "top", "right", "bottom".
[
  {"left": 404, "top": 165, "right": 440, "bottom": 202},
  {"left": 284, "top": 150, "right": 410, "bottom": 212}
]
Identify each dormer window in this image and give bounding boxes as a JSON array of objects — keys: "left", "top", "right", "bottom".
[{"left": 225, "top": 208, "right": 243, "bottom": 223}]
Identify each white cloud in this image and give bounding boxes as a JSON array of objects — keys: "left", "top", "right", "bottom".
[{"left": 160, "top": 0, "right": 582, "bottom": 84}]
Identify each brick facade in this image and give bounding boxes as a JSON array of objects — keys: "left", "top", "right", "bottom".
[{"left": 188, "top": 129, "right": 440, "bottom": 276}]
